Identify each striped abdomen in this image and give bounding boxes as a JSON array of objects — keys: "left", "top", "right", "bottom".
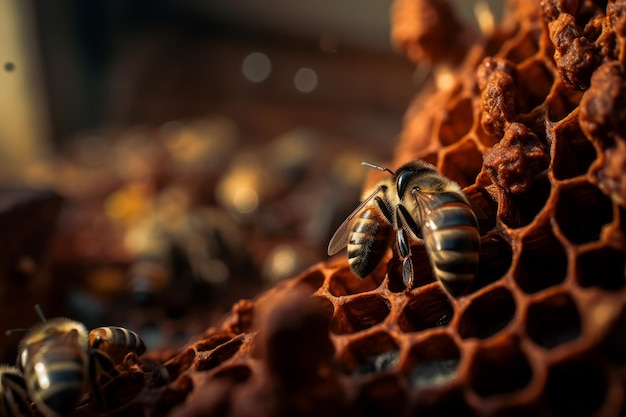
[
  {"left": 422, "top": 194, "right": 480, "bottom": 296},
  {"left": 347, "top": 206, "right": 393, "bottom": 278},
  {"left": 89, "top": 327, "right": 146, "bottom": 365},
  {"left": 24, "top": 340, "right": 88, "bottom": 417}
]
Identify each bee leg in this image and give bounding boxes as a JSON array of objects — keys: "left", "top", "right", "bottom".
[
  {"left": 397, "top": 204, "right": 422, "bottom": 239},
  {"left": 3, "top": 383, "right": 30, "bottom": 417},
  {"left": 395, "top": 206, "right": 416, "bottom": 289},
  {"left": 89, "top": 336, "right": 118, "bottom": 409},
  {"left": 375, "top": 196, "right": 393, "bottom": 224},
  {"left": 396, "top": 228, "right": 414, "bottom": 289}
]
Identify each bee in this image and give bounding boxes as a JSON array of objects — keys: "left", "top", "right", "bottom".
[
  {"left": 0, "top": 365, "right": 31, "bottom": 417},
  {"left": 17, "top": 318, "right": 89, "bottom": 417},
  {"left": 11, "top": 307, "right": 146, "bottom": 417},
  {"left": 327, "top": 160, "right": 481, "bottom": 296},
  {"left": 89, "top": 326, "right": 146, "bottom": 370}
]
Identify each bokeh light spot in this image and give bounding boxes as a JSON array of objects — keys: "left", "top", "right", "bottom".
[
  {"left": 242, "top": 52, "right": 271, "bottom": 82},
  {"left": 233, "top": 187, "right": 259, "bottom": 214},
  {"left": 267, "top": 244, "right": 297, "bottom": 281},
  {"left": 294, "top": 68, "right": 318, "bottom": 93}
]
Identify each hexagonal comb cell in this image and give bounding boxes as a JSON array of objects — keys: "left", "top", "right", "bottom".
[
  {"left": 355, "top": 375, "right": 407, "bottom": 417},
  {"left": 501, "top": 28, "right": 540, "bottom": 63},
  {"left": 468, "top": 337, "right": 533, "bottom": 397},
  {"left": 340, "top": 330, "right": 400, "bottom": 375},
  {"left": 555, "top": 181, "right": 613, "bottom": 245},
  {"left": 545, "top": 360, "right": 608, "bottom": 416},
  {"left": 312, "top": 295, "right": 335, "bottom": 321},
  {"left": 515, "top": 59, "right": 554, "bottom": 114},
  {"left": 328, "top": 265, "right": 384, "bottom": 297},
  {"left": 475, "top": 120, "right": 500, "bottom": 147},
  {"left": 577, "top": 246, "right": 626, "bottom": 291},
  {"left": 405, "top": 332, "right": 461, "bottom": 389},
  {"left": 296, "top": 269, "right": 326, "bottom": 292},
  {"left": 196, "top": 334, "right": 239, "bottom": 353},
  {"left": 412, "top": 389, "right": 473, "bottom": 417},
  {"left": 196, "top": 336, "right": 244, "bottom": 371},
  {"left": 514, "top": 223, "right": 568, "bottom": 293},
  {"left": 458, "top": 286, "right": 516, "bottom": 339},
  {"left": 599, "top": 307, "right": 626, "bottom": 364},
  {"left": 437, "top": 97, "right": 473, "bottom": 147},
  {"left": 439, "top": 140, "right": 484, "bottom": 188},
  {"left": 498, "top": 176, "right": 551, "bottom": 229},
  {"left": 330, "top": 294, "right": 390, "bottom": 334},
  {"left": 546, "top": 82, "right": 583, "bottom": 122},
  {"left": 397, "top": 285, "right": 453, "bottom": 333},
  {"left": 551, "top": 117, "right": 597, "bottom": 180},
  {"left": 526, "top": 291, "right": 582, "bottom": 349},
  {"left": 472, "top": 233, "right": 513, "bottom": 291},
  {"left": 212, "top": 364, "right": 252, "bottom": 384}
]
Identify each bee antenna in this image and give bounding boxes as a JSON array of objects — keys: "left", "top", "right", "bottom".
[
  {"left": 361, "top": 161, "right": 395, "bottom": 176},
  {"left": 34, "top": 304, "right": 47, "bottom": 322},
  {"left": 5, "top": 328, "right": 29, "bottom": 336}
]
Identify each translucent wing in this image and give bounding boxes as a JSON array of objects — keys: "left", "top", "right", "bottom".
[
  {"left": 410, "top": 189, "right": 482, "bottom": 235},
  {"left": 461, "top": 187, "right": 492, "bottom": 221},
  {"left": 327, "top": 186, "right": 384, "bottom": 256},
  {"left": 412, "top": 189, "right": 477, "bottom": 216},
  {"left": 466, "top": 194, "right": 489, "bottom": 220}
]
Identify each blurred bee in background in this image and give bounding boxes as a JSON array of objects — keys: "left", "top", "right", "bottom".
[
  {"left": 216, "top": 129, "right": 319, "bottom": 227},
  {"left": 0, "top": 365, "right": 31, "bottom": 417},
  {"left": 328, "top": 160, "right": 481, "bottom": 296},
  {"left": 17, "top": 316, "right": 89, "bottom": 417},
  {"left": 124, "top": 215, "right": 173, "bottom": 305},
  {"left": 9, "top": 307, "right": 146, "bottom": 417},
  {"left": 88, "top": 326, "right": 146, "bottom": 379},
  {"left": 124, "top": 188, "right": 253, "bottom": 311}
]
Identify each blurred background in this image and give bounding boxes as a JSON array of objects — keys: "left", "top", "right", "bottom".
[
  {"left": 0, "top": 0, "right": 500, "bottom": 361},
  {"left": 1, "top": 0, "right": 418, "bottom": 162}
]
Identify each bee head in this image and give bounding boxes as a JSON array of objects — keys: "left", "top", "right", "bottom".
[
  {"left": 394, "top": 161, "right": 439, "bottom": 197},
  {"left": 17, "top": 318, "right": 89, "bottom": 370}
]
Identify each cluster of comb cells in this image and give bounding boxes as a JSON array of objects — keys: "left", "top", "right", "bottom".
[{"left": 127, "top": 1, "right": 626, "bottom": 416}]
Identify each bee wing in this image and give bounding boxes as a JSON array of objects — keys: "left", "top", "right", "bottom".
[
  {"left": 411, "top": 190, "right": 483, "bottom": 231},
  {"left": 327, "top": 186, "right": 384, "bottom": 256},
  {"left": 411, "top": 189, "right": 438, "bottom": 213},
  {"left": 465, "top": 195, "right": 489, "bottom": 220},
  {"left": 412, "top": 189, "right": 485, "bottom": 219}
]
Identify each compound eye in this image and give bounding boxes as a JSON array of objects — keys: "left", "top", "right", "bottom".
[{"left": 396, "top": 170, "right": 413, "bottom": 197}]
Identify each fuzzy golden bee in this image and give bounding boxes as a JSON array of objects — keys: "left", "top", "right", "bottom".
[
  {"left": 11, "top": 307, "right": 146, "bottom": 417},
  {"left": 327, "top": 160, "right": 481, "bottom": 296},
  {"left": 17, "top": 317, "right": 89, "bottom": 417},
  {"left": 88, "top": 326, "right": 146, "bottom": 367}
]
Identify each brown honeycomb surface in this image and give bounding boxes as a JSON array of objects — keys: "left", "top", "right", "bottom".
[{"left": 85, "top": 0, "right": 626, "bottom": 416}]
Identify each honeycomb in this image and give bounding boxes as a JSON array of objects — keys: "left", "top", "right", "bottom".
[{"left": 97, "top": 0, "right": 626, "bottom": 416}]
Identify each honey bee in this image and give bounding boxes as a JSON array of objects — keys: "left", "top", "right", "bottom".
[
  {"left": 11, "top": 307, "right": 146, "bottom": 417},
  {"left": 327, "top": 160, "right": 481, "bottom": 296},
  {"left": 0, "top": 365, "right": 31, "bottom": 417},
  {"left": 89, "top": 326, "right": 146, "bottom": 368},
  {"left": 17, "top": 318, "right": 89, "bottom": 417}
]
